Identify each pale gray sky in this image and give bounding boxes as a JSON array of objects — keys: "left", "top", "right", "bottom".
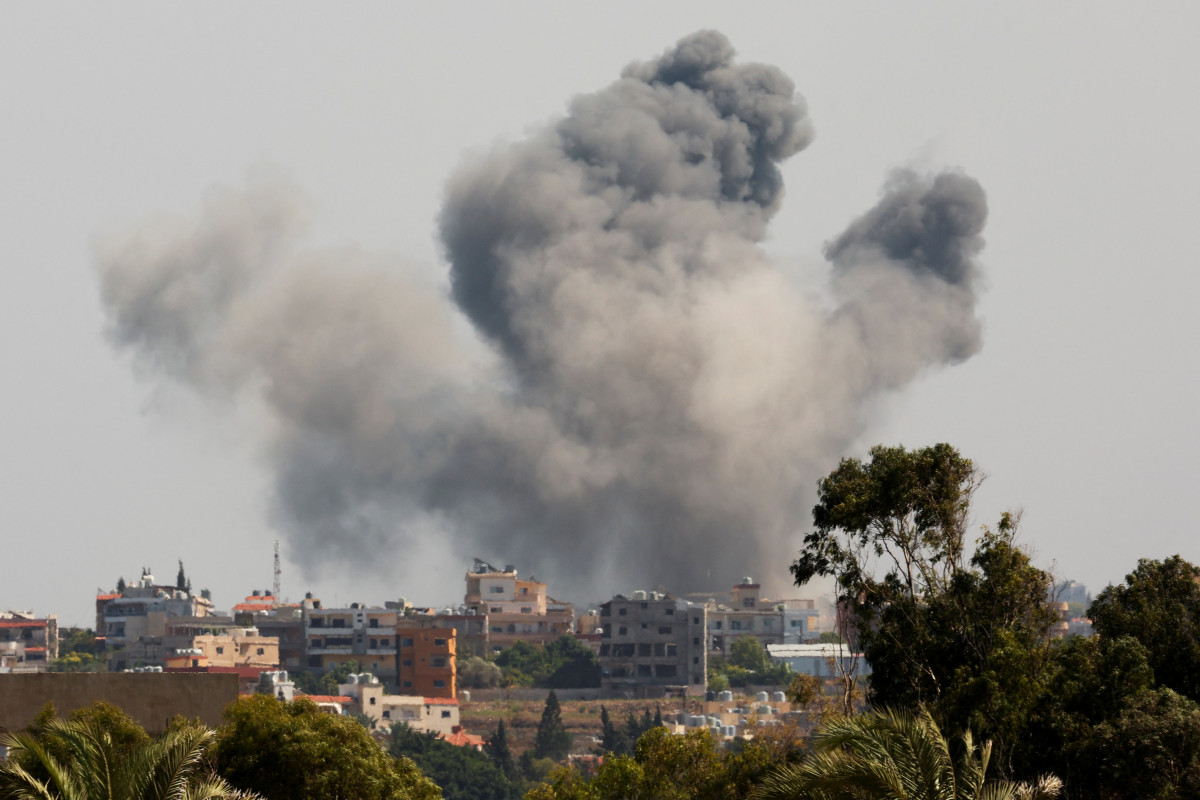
[{"left": 2, "top": 4, "right": 1198, "bottom": 626}]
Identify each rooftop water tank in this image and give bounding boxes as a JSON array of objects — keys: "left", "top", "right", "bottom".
[
  {"left": 756, "top": 691, "right": 769, "bottom": 703},
  {"left": 461, "top": 690, "right": 471, "bottom": 703},
  {"left": 632, "top": 590, "right": 647, "bottom": 601},
  {"left": 718, "top": 691, "right": 733, "bottom": 702},
  {"left": 773, "top": 691, "right": 786, "bottom": 703}
]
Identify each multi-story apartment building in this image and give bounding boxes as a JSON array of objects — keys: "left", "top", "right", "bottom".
[
  {"left": 304, "top": 603, "right": 456, "bottom": 697},
  {"left": 0, "top": 611, "right": 58, "bottom": 671},
  {"left": 96, "top": 570, "right": 215, "bottom": 671},
  {"left": 463, "top": 561, "right": 573, "bottom": 651},
  {"left": 598, "top": 591, "right": 707, "bottom": 697},
  {"left": 705, "top": 578, "right": 821, "bottom": 652}
]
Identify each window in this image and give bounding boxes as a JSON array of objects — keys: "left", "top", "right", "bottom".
[
  {"left": 380, "top": 638, "right": 389, "bottom": 645},
  {"left": 658, "top": 626, "right": 672, "bottom": 634},
  {"left": 521, "top": 607, "right": 532, "bottom": 613},
  {"left": 434, "top": 638, "right": 447, "bottom": 646},
  {"left": 521, "top": 587, "right": 528, "bottom": 595},
  {"left": 655, "top": 664, "right": 677, "bottom": 678},
  {"left": 369, "top": 618, "right": 379, "bottom": 628},
  {"left": 308, "top": 656, "right": 321, "bottom": 668},
  {"left": 730, "top": 620, "right": 742, "bottom": 631},
  {"left": 613, "top": 643, "right": 635, "bottom": 658},
  {"left": 489, "top": 586, "right": 505, "bottom": 594},
  {"left": 383, "top": 710, "right": 391, "bottom": 719},
  {"left": 715, "top": 621, "right": 723, "bottom": 630},
  {"left": 600, "top": 644, "right": 610, "bottom": 656},
  {"left": 215, "top": 647, "right": 224, "bottom": 655},
  {"left": 666, "top": 607, "right": 674, "bottom": 615},
  {"left": 641, "top": 623, "right": 648, "bottom": 629},
  {"left": 332, "top": 619, "right": 345, "bottom": 628},
  {"left": 637, "top": 664, "right": 652, "bottom": 676},
  {"left": 640, "top": 602, "right": 648, "bottom": 609},
  {"left": 369, "top": 639, "right": 377, "bottom": 648},
  {"left": 618, "top": 608, "right": 627, "bottom": 616},
  {"left": 432, "top": 658, "right": 446, "bottom": 667},
  {"left": 638, "top": 643, "right": 652, "bottom": 657},
  {"left": 490, "top": 606, "right": 503, "bottom": 613},
  {"left": 401, "top": 637, "right": 414, "bottom": 647},
  {"left": 369, "top": 697, "right": 376, "bottom": 705},
  {"left": 743, "top": 599, "right": 755, "bottom": 608},
  {"left": 441, "top": 709, "right": 451, "bottom": 718},
  {"left": 764, "top": 619, "right": 773, "bottom": 628},
  {"left": 693, "top": 637, "right": 700, "bottom": 646},
  {"left": 490, "top": 626, "right": 503, "bottom": 633},
  {"left": 693, "top": 617, "right": 700, "bottom": 625},
  {"left": 403, "top": 659, "right": 413, "bottom": 666},
  {"left": 693, "top": 656, "right": 699, "bottom": 664},
  {"left": 665, "top": 643, "right": 677, "bottom": 657},
  {"left": 256, "top": 647, "right": 265, "bottom": 655},
  {"left": 310, "top": 618, "right": 324, "bottom": 627},
  {"left": 404, "top": 681, "right": 412, "bottom": 688},
  {"left": 433, "top": 679, "right": 445, "bottom": 688},
  {"left": 618, "top": 626, "right": 628, "bottom": 635}
]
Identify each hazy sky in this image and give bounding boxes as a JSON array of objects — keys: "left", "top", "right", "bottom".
[{"left": 3, "top": 4, "right": 1198, "bottom": 626}]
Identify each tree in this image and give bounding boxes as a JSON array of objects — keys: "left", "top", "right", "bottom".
[
  {"left": 532, "top": 691, "right": 573, "bottom": 762},
  {"left": 176, "top": 559, "right": 191, "bottom": 594},
  {"left": 791, "top": 444, "right": 1059, "bottom": 774},
  {"left": 458, "top": 656, "right": 503, "bottom": 689},
  {"left": 598, "top": 706, "right": 629, "bottom": 756},
  {"left": 0, "top": 715, "right": 253, "bottom": 800},
  {"left": 1089, "top": 555, "right": 1200, "bottom": 700},
  {"left": 754, "top": 708, "right": 1061, "bottom": 800},
  {"left": 485, "top": 719, "right": 518, "bottom": 782},
  {"left": 493, "top": 637, "right": 600, "bottom": 689},
  {"left": 213, "top": 696, "right": 439, "bottom": 800},
  {"left": 116, "top": 577, "right": 126, "bottom": 594},
  {"left": 390, "top": 723, "right": 521, "bottom": 800}
]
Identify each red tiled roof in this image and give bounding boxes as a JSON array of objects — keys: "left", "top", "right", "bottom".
[
  {"left": 423, "top": 697, "right": 458, "bottom": 705},
  {"left": 232, "top": 603, "right": 274, "bottom": 612},
  {"left": 440, "top": 728, "right": 484, "bottom": 747},
  {"left": 96, "top": 594, "right": 120, "bottom": 601},
  {"left": 24, "top": 646, "right": 46, "bottom": 653},
  {"left": 0, "top": 620, "right": 45, "bottom": 629}
]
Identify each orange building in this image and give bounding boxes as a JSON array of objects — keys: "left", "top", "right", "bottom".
[
  {"left": 397, "top": 628, "right": 456, "bottom": 698},
  {"left": 464, "top": 561, "right": 573, "bottom": 651}
]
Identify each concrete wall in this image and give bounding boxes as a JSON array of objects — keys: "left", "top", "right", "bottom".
[{"left": 0, "top": 672, "right": 240, "bottom": 733}]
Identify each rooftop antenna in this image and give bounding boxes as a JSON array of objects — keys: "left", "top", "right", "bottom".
[{"left": 273, "top": 540, "right": 281, "bottom": 602}]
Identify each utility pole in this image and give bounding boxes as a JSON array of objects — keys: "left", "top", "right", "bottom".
[{"left": 273, "top": 539, "right": 281, "bottom": 604}]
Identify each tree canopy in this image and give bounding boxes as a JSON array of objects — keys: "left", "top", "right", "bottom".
[{"left": 213, "top": 696, "right": 439, "bottom": 800}]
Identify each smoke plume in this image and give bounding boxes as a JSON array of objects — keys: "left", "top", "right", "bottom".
[{"left": 96, "top": 31, "right": 988, "bottom": 599}]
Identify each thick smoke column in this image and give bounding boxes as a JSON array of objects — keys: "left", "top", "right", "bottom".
[{"left": 96, "top": 31, "right": 988, "bottom": 598}]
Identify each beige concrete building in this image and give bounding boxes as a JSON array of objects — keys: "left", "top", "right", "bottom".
[
  {"left": 0, "top": 611, "right": 58, "bottom": 671},
  {"left": 337, "top": 673, "right": 462, "bottom": 736},
  {"left": 463, "top": 561, "right": 573, "bottom": 651}
]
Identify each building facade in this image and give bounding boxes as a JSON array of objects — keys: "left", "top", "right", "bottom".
[
  {"left": 0, "top": 612, "right": 58, "bottom": 671},
  {"left": 463, "top": 561, "right": 574, "bottom": 651},
  {"left": 599, "top": 591, "right": 707, "bottom": 697}
]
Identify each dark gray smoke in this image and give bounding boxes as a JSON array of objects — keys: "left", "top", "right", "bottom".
[{"left": 96, "top": 31, "right": 989, "bottom": 599}]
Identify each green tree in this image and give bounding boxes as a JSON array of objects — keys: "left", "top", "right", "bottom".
[
  {"left": 485, "top": 719, "right": 517, "bottom": 782},
  {"left": 791, "top": 445, "right": 1058, "bottom": 774},
  {"left": 1089, "top": 555, "right": 1200, "bottom": 700},
  {"left": 0, "top": 716, "right": 253, "bottom": 800},
  {"left": 597, "top": 706, "right": 629, "bottom": 756},
  {"left": 213, "top": 695, "right": 439, "bottom": 800},
  {"left": 458, "top": 656, "right": 503, "bottom": 689},
  {"left": 116, "top": 577, "right": 126, "bottom": 594},
  {"left": 532, "top": 691, "right": 573, "bottom": 762},
  {"left": 389, "top": 723, "right": 520, "bottom": 800},
  {"left": 493, "top": 637, "right": 600, "bottom": 689},
  {"left": 754, "top": 708, "right": 1061, "bottom": 800}
]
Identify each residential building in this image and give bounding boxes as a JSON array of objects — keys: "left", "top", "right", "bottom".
[
  {"left": 705, "top": 578, "right": 823, "bottom": 652},
  {"left": 337, "top": 673, "right": 462, "bottom": 735},
  {"left": 303, "top": 603, "right": 456, "bottom": 697},
  {"left": 96, "top": 569, "right": 215, "bottom": 671},
  {"left": 598, "top": 591, "right": 707, "bottom": 697},
  {"left": 463, "top": 560, "right": 574, "bottom": 651},
  {"left": 0, "top": 612, "right": 58, "bottom": 671}
]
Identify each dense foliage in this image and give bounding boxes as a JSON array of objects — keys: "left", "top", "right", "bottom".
[
  {"left": 493, "top": 637, "right": 600, "bottom": 688},
  {"left": 389, "top": 723, "right": 522, "bottom": 800},
  {"left": 213, "top": 695, "right": 440, "bottom": 800},
  {"left": 708, "top": 635, "right": 792, "bottom": 689}
]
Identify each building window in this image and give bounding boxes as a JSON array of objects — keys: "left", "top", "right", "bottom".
[
  {"left": 638, "top": 643, "right": 652, "bottom": 657},
  {"left": 637, "top": 664, "right": 652, "bottom": 676},
  {"left": 641, "top": 623, "right": 648, "bottom": 629},
  {"left": 256, "top": 647, "right": 265, "bottom": 655},
  {"left": 521, "top": 607, "right": 532, "bottom": 613},
  {"left": 403, "top": 659, "right": 413, "bottom": 666},
  {"left": 433, "top": 679, "right": 445, "bottom": 688},
  {"left": 693, "top": 656, "right": 699, "bottom": 664},
  {"left": 380, "top": 638, "right": 389, "bottom": 645},
  {"left": 618, "top": 608, "right": 627, "bottom": 616},
  {"left": 383, "top": 710, "right": 390, "bottom": 719},
  {"left": 489, "top": 586, "right": 505, "bottom": 593},
  {"left": 490, "top": 627, "right": 503, "bottom": 633},
  {"left": 640, "top": 603, "right": 647, "bottom": 609},
  {"left": 369, "top": 697, "right": 376, "bottom": 705},
  {"left": 693, "top": 638, "right": 700, "bottom": 646},
  {"left": 693, "top": 617, "right": 700, "bottom": 625},
  {"left": 432, "top": 658, "right": 446, "bottom": 667},
  {"left": 404, "top": 681, "right": 412, "bottom": 688},
  {"left": 658, "top": 626, "right": 671, "bottom": 634},
  {"left": 369, "top": 618, "right": 379, "bottom": 628},
  {"left": 310, "top": 618, "right": 324, "bottom": 627},
  {"left": 370, "top": 639, "right": 377, "bottom": 648},
  {"left": 401, "top": 637, "right": 414, "bottom": 647},
  {"left": 215, "top": 647, "right": 224, "bottom": 654},
  {"left": 666, "top": 608, "right": 674, "bottom": 615},
  {"left": 434, "top": 638, "right": 447, "bottom": 646},
  {"left": 441, "top": 709, "right": 451, "bottom": 718},
  {"left": 618, "top": 627, "right": 628, "bottom": 636},
  {"left": 332, "top": 619, "right": 345, "bottom": 628}
]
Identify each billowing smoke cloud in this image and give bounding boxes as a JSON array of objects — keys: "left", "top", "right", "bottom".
[{"left": 96, "top": 31, "right": 988, "bottom": 599}]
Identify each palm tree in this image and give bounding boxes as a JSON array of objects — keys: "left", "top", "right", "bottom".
[
  {"left": 753, "top": 708, "right": 1060, "bottom": 800},
  {"left": 0, "top": 718, "right": 257, "bottom": 800}
]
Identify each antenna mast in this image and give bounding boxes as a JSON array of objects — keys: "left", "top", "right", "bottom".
[{"left": 273, "top": 540, "right": 281, "bottom": 603}]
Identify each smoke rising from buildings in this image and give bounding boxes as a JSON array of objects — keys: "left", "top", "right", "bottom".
[{"left": 96, "top": 31, "right": 988, "bottom": 598}]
